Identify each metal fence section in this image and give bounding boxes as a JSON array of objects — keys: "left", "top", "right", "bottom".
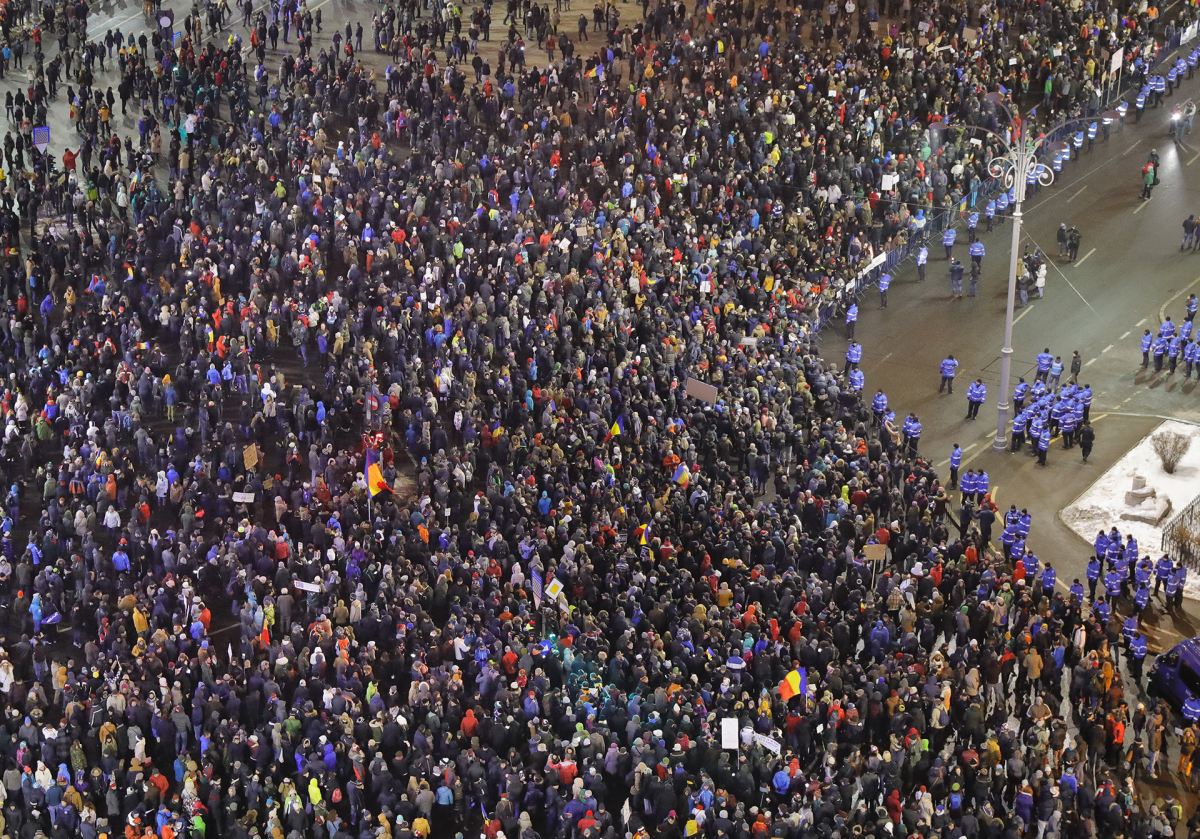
[
  {"left": 812, "top": 29, "right": 1195, "bottom": 335},
  {"left": 1163, "top": 490, "right": 1200, "bottom": 571}
]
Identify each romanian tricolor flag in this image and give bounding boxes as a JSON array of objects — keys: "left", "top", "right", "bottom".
[
  {"left": 638, "top": 523, "right": 651, "bottom": 546},
  {"left": 365, "top": 449, "right": 389, "bottom": 497},
  {"left": 778, "top": 667, "right": 806, "bottom": 701},
  {"left": 585, "top": 64, "right": 604, "bottom": 79},
  {"left": 605, "top": 416, "right": 625, "bottom": 442},
  {"left": 672, "top": 463, "right": 690, "bottom": 488}
]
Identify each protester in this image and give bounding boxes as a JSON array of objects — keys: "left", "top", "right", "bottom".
[{"left": 0, "top": 0, "right": 1184, "bottom": 837}]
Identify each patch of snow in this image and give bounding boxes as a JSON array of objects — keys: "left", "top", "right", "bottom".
[{"left": 1060, "top": 421, "right": 1200, "bottom": 599}]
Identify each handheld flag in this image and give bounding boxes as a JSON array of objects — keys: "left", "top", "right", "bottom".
[
  {"left": 636, "top": 523, "right": 651, "bottom": 546},
  {"left": 605, "top": 415, "right": 625, "bottom": 442},
  {"left": 672, "top": 463, "right": 690, "bottom": 488},
  {"left": 365, "top": 449, "right": 390, "bottom": 497},
  {"left": 778, "top": 667, "right": 806, "bottom": 701}
]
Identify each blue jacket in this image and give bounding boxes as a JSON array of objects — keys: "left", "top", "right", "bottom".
[
  {"left": 1036, "top": 352, "right": 1054, "bottom": 371},
  {"left": 1086, "top": 557, "right": 1102, "bottom": 581},
  {"left": 950, "top": 446, "right": 963, "bottom": 468},
  {"left": 872, "top": 392, "right": 888, "bottom": 412},
  {"left": 879, "top": 273, "right": 891, "bottom": 291},
  {"left": 969, "top": 242, "right": 985, "bottom": 258},
  {"left": 846, "top": 343, "right": 863, "bottom": 364},
  {"left": 967, "top": 212, "right": 979, "bottom": 228},
  {"left": 967, "top": 382, "right": 986, "bottom": 403},
  {"left": 1014, "top": 381, "right": 1029, "bottom": 401},
  {"left": 943, "top": 229, "right": 956, "bottom": 247},
  {"left": 940, "top": 358, "right": 959, "bottom": 377},
  {"left": 1041, "top": 566, "right": 1056, "bottom": 590},
  {"left": 846, "top": 304, "right": 858, "bottom": 323},
  {"left": 1142, "top": 333, "right": 1154, "bottom": 352}
]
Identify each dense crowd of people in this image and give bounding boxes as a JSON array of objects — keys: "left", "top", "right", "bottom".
[{"left": 0, "top": 0, "right": 1188, "bottom": 836}]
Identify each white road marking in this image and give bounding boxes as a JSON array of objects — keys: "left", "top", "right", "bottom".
[
  {"left": 1068, "top": 185, "right": 1088, "bottom": 201},
  {"left": 1085, "top": 358, "right": 1097, "bottom": 367},
  {"left": 1134, "top": 199, "right": 1151, "bottom": 214},
  {"left": 1120, "top": 331, "right": 1131, "bottom": 340},
  {"left": 1013, "top": 305, "right": 1035, "bottom": 324},
  {"left": 1074, "top": 248, "right": 1096, "bottom": 265},
  {"left": 1103, "top": 344, "right": 1115, "bottom": 353},
  {"left": 1189, "top": 149, "right": 1200, "bottom": 166},
  {"left": 1123, "top": 139, "right": 1145, "bottom": 156}
]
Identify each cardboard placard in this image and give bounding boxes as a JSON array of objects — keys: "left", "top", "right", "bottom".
[
  {"left": 685, "top": 377, "right": 719, "bottom": 404},
  {"left": 243, "top": 445, "right": 259, "bottom": 470},
  {"left": 863, "top": 543, "right": 888, "bottom": 561},
  {"left": 721, "top": 718, "right": 739, "bottom": 749},
  {"left": 232, "top": 491, "right": 255, "bottom": 503}
]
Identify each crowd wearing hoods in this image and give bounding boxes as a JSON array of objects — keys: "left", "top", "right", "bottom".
[{"left": 0, "top": 0, "right": 1190, "bottom": 836}]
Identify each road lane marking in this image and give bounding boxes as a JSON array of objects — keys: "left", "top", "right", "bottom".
[
  {"left": 1138, "top": 319, "right": 1148, "bottom": 326},
  {"left": 1103, "top": 344, "right": 1115, "bottom": 353},
  {"left": 1085, "top": 358, "right": 1097, "bottom": 366},
  {"left": 1120, "top": 331, "right": 1131, "bottom": 339},
  {"left": 1013, "top": 305, "right": 1035, "bottom": 324},
  {"left": 1134, "top": 200, "right": 1151, "bottom": 214},
  {"left": 1123, "top": 139, "right": 1145, "bottom": 156},
  {"left": 1075, "top": 248, "right": 1096, "bottom": 265},
  {"left": 1068, "top": 185, "right": 1088, "bottom": 201},
  {"left": 1190, "top": 149, "right": 1200, "bottom": 166}
]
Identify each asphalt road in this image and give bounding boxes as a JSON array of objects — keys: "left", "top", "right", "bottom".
[{"left": 838, "top": 77, "right": 1200, "bottom": 640}]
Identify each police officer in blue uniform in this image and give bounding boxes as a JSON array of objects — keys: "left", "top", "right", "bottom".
[
  {"left": 1037, "top": 426, "right": 1051, "bottom": 466},
  {"left": 1087, "top": 555, "right": 1102, "bottom": 601},
  {"left": 967, "top": 211, "right": 979, "bottom": 243},
  {"left": 845, "top": 341, "right": 863, "bottom": 375},
  {"left": 966, "top": 378, "right": 986, "bottom": 420},
  {"left": 1035, "top": 349, "right": 1054, "bottom": 383},
  {"left": 1129, "top": 631, "right": 1148, "bottom": 685},
  {"left": 943, "top": 226, "right": 956, "bottom": 260},
  {"left": 1142, "top": 329, "right": 1154, "bottom": 368},
  {"left": 917, "top": 245, "right": 928, "bottom": 282},
  {"left": 939, "top": 355, "right": 959, "bottom": 393},
  {"left": 1013, "top": 378, "right": 1028, "bottom": 413},
  {"left": 878, "top": 272, "right": 891, "bottom": 308},
  {"left": 1011, "top": 409, "right": 1027, "bottom": 453},
  {"left": 1153, "top": 334, "right": 1168, "bottom": 372},
  {"left": 1155, "top": 554, "right": 1173, "bottom": 596},
  {"left": 871, "top": 389, "right": 888, "bottom": 426},
  {"left": 985, "top": 199, "right": 996, "bottom": 233},
  {"left": 949, "top": 443, "right": 962, "bottom": 488}
]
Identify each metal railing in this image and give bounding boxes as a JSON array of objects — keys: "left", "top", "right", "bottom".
[
  {"left": 811, "top": 29, "right": 1195, "bottom": 335},
  {"left": 1163, "top": 490, "right": 1200, "bottom": 571}
]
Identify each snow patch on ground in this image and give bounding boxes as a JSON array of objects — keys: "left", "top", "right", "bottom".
[{"left": 1060, "top": 421, "right": 1200, "bottom": 599}]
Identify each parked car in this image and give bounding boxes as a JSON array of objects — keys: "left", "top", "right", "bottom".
[{"left": 1149, "top": 637, "right": 1200, "bottom": 708}]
